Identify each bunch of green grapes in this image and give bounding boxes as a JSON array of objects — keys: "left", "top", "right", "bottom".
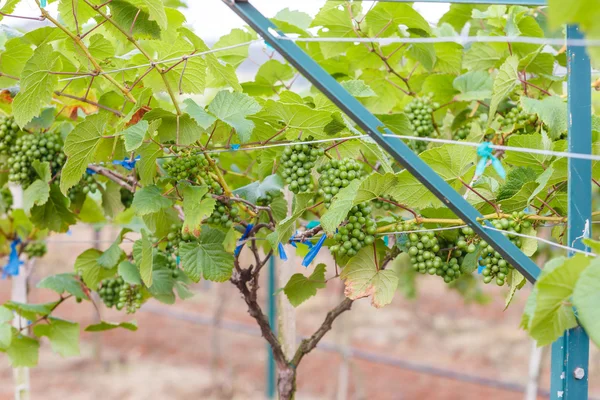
[
  {"left": 164, "top": 223, "right": 195, "bottom": 256},
  {"left": 206, "top": 200, "right": 240, "bottom": 228},
  {"left": 68, "top": 174, "right": 99, "bottom": 202},
  {"left": 164, "top": 253, "right": 179, "bottom": 278},
  {"left": 453, "top": 121, "right": 472, "bottom": 140},
  {"left": 317, "top": 158, "right": 364, "bottom": 207},
  {"left": 478, "top": 213, "right": 531, "bottom": 286},
  {"left": 24, "top": 241, "right": 47, "bottom": 258},
  {"left": 97, "top": 277, "right": 142, "bottom": 314},
  {"left": 373, "top": 196, "right": 396, "bottom": 212},
  {"left": 401, "top": 223, "right": 476, "bottom": 284},
  {"left": 257, "top": 193, "right": 273, "bottom": 206},
  {"left": 280, "top": 140, "right": 323, "bottom": 193},
  {"left": 498, "top": 105, "right": 538, "bottom": 134},
  {"left": 120, "top": 188, "right": 133, "bottom": 208},
  {"left": 7, "top": 133, "right": 66, "bottom": 188},
  {"left": 0, "top": 116, "right": 20, "bottom": 155},
  {"left": 163, "top": 152, "right": 223, "bottom": 194},
  {"left": 329, "top": 203, "right": 376, "bottom": 258},
  {"left": 404, "top": 96, "right": 438, "bottom": 153}
]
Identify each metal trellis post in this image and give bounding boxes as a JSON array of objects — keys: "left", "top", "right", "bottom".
[{"left": 550, "top": 25, "right": 592, "bottom": 400}]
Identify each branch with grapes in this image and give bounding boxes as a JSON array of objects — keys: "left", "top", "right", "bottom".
[{"left": 0, "top": 1, "right": 598, "bottom": 399}]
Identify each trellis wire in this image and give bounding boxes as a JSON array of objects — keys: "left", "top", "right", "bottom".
[{"left": 57, "top": 39, "right": 263, "bottom": 82}]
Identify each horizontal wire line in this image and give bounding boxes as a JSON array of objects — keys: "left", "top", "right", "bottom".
[
  {"left": 268, "top": 29, "right": 600, "bottom": 47},
  {"left": 58, "top": 39, "right": 263, "bottom": 82},
  {"left": 482, "top": 225, "right": 597, "bottom": 256}
]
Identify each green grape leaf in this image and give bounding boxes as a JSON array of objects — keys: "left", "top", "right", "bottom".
[
  {"left": 310, "top": 3, "right": 361, "bottom": 58},
  {"left": 433, "top": 43, "right": 463, "bottom": 75},
  {"left": 30, "top": 184, "right": 77, "bottom": 233},
  {"left": 463, "top": 43, "right": 504, "bottom": 71},
  {"left": 0, "top": 0, "right": 22, "bottom": 20},
  {"left": 0, "top": 325, "right": 11, "bottom": 350},
  {"left": 274, "top": 8, "right": 312, "bottom": 30},
  {"left": 354, "top": 173, "right": 398, "bottom": 204},
  {"left": 132, "top": 185, "right": 172, "bottom": 215},
  {"left": 4, "top": 302, "right": 58, "bottom": 321},
  {"left": 422, "top": 74, "right": 459, "bottom": 105},
  {"left": 0, "top": 37, "right": 33, "bottom": 88},
  {"left": 283, "top": 263, "right": 327, "bottom": 307},
  {"left": 32, "top": 160, "right": 51, "bottom": 182},
  {"left": 179, "top": 226, "right": 234, "bottom": 282},
  {"left": 488, "top": 55, "right": 519, "bottom": 122},
  {"left": 33, "top": 318, "right": 80, "bottom": 357},
  {"left": 182, "top": 185, "right": 216, "bottom": 238},
  {"left": 58, "top": 0, "right": 102, "bottom": 31},
  {"left": 321, "top": 179, "right": 362, "bottom": 234},
  {"left": 36, "top": 273, "right": 88, "bottom": 299},
  {"left": 208, "top": 91, "right": 261, "bottom": 143},
  {"left": 212, "top": 29, "right": 254, "bottom": 68},
  {"left": 60, "top": 113, "right": 109, "bottom": 194},
  {"left": 520, "top": 96, "right": 568, "bottom": 140},
  {"left": 88, "top": 34, "right": 115, "bottom": 60},
  {"left": 97, "top": 233, "right": 128, "bottom": 269},
  {"left": 120, "top": 120, "right": 148, "bottom": 152},
  {"left": 85, "top": 321, "right": 138, "bottom": 332},
  {"left": 23, "top": 180, "right": 50, "bottom": 213},
  {"left": 118, "top": 260, "right": 142, "bottom": 285},
  {"left": 232, "top": 174, "right": 284, "bottom": 204},
  {"left": 143, "top": 109, "right": 203, "bottom": 145},
  {"left": 142, "top": 207, "right": 180, "bottom": 238},
  {"left": 340, "top": 247, "right": 399, "bottom": 308},
  {"left": 109, "top": 0, "right": 161, "bottom": 39},
  {"left": 341, "top": 80, "right": 377, "bottom": 98},
  {"left": 497, "top": 167, "right": 537, "bottom": 201},
  {"left": 102, "top": 181, "right": 125, "bottom": 218},
  {"left": 498, "top": 181, "right": 538, "bottom": 214},
  {"left": 127, "top": 0, "right": 168, "bottom": 30},
  {"left": 528, "top": 254, "right": 589, "bottom": 346},
  {"left": 505, "top": 269, "right": 526, "bottom": 310},
  {"left": 573, "top": 257, "right": 600, "bottom": 347},
  {"left": 265, "top": 99, "right": 333, "bottom": 139},
  {"left": 183, "top": 99, "right": 216, "bottom": 130},
  {"left": 255, "top": 59, "right": 295, "bottom": 87},
  {"left": 0, "top": 306, "right": 13, "bottom": 324},
  {"left": 453, "top": 71, "right": 493, "bottom": 102},
  {"left": 13, "top": 44, "right": 62, "bottom": 128},
  {"left": 6, "top": 334, "right": 39, "bottom": 367},
  {"left": 365, "top": 3, "right": 431, "bottom": 37},
  {"left": 504, "top": 133, "right": 553, "bottom": 173},
  {"left": 78, "top": 196, "right": 106, "bottom": 224},
  {"left": 140, "top": 230, "right": 154, "bottom": 287},
  {"left": 74, "top": 248, "right": 115, "bottom": 290},
  {"left": 137, "top": 142, "right": 162, "bottom": 185}
]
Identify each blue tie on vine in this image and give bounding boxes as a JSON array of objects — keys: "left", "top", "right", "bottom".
[
  {"left": 301, "top": 235, "right": 327, "bottom": 267},
  {"left": 476, "top": 142, "right": 505, "bottom": 179},
  {"left": 234, "top": 224, "right": 254, "bottom": 256},
  {"left": 2, "top": 239, "right": 23, "bottom": 279},
  {"left": 85, "top": 168, "right": 97, "bottom": 175},
  {"left": 113, "top": 155, "right": 141, "bottom": 171},
  {"left": 278, "top": 243, "right": 288, "bottom": 261},
  {"left": 40, "top": 0, "right": 47, "bottom": 7}
]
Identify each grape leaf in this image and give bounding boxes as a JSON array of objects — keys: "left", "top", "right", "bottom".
[
  {"left": 74, "top": 249, "right": 115, "bottom": 290},
  {"left": 340, "top": 247, "right": 399, "bottom": 308},
  {"left": 33, "top": 318, "right": 80, "bottom": 357},
  {"left": 118, "top": 260, "right": 142, "bottom": 285},
  {"left": 85, "top": 321, "right": 138, "bottom": 332},
  {"left": 453, "top": 71, "right": 493, "bottom": 102},
  {"left": 0, "top": 37, "right": 33, "bottom": 88},
  {"left": 13, "top": 44, "right": 62, "bottom": 128},
  {"left": 283, "top": 264, "right": 327, "bottom": 307},
  {"left": 183, "top": 99, "right": 216, "bottom": 130},
  {"left": 520, "top": 96, "right": 568, "bottom": 140},
  {"left": 182, "top": 185, "right": 215, "bottom": 238},
  {"left": 143, "top": 109, "right": 203, "bottom": 145},
  {"left": 23, "top": 180, "right": 50, "bottom": 213},
  {"left": 120, "top": 120, "right": 148, "bottom": 152},
  {"left": 137, "top": 142, "right": 162, "bottom": 185},
  {"left": 341, "top": 80, "right": 376, "bottom": 98},
  {"left": 504, "top": 133, "right": 553, "bottom": 173},
  {"left": 127, "top": 0, "right": 168, "bottom": 30},
  {"left": 6, "top": 334, "right": 39, "bottom": 367},
  {"left": 321, "top": 179, "right": 362, "bottom": 234},
  {"left": 132, "top": 185, "right": 172, "bottom": 215},
  {"left": 573, "top": 257, "right": 600, "bottom": 347},
  {"left": 179, "top": 226, "right": 234, "bottom": 282},
  {"left": 208, "top": 91, "right": 261, "bottom": 143},
  {"left": 109, "top": 0, "right": 161, "bottom": 40},
  {"left": 37, "top": 273, "right": 88, "bottom": 299},
  {"left": 30, "top": 184, "right": 77, "bottom": 233},
  {"left": 140, "top": 230, "right": 154, "bottom": 287},
  {"left": 488, "top": 55, "right": 519, "bottom": 122}
]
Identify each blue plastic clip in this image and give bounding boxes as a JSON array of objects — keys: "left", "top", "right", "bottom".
[
  {"left": 234, "top": 224, "right": 254, "bottom": 256},
  {"left": 278, "top": 243, "right": 288, "bottom": 261},
  {"left": 85, "top": 168, "right": 97, "bottom": 175},
  {"left": 113, "top": 155, "right": 141, "bottom": 171},
  {"left": 301, "top": 235, "right": 326, "bottom": 267},
  {"left": 306, "top": 221, "right": 320, "bottom": 230},
  {"left": 230, "top": 144, "right": 240, "bottom": 151},
  {"left": 40, "top": 0, "right": 47, "bottom": 7},
  {"left": 176, "top": 256, "right": 180, "bottom": 265},
  {"left": 476, "top": 142, "right": 506, "bottom": 179},
  {"left": 383, "top": 236, "right": 389, "bottom": 246},
  {"left": 2, "top": 239, "right": 23, "bottom": 279}
]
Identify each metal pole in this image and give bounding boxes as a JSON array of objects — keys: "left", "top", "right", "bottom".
[
  {"left": 550, "top": 25, "right": 591, "bottom": 400},
  {"left": 266, "top": 256, "right": 276, "bottom": 399},
  {"left": 224, "top": 0, "right": 541, "bottom": 284}
]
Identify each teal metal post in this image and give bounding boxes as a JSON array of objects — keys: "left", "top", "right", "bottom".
[
  {"left": 550, "top": 25, "right": 591, "bottom": 400},
  {"left": 350, "top": 0, "right": 546, "bottom": 4},
  {"left": 224, "top": 0, "right": 541, "bottom": 283},
  {"left": 266, "top": 256, "right": 276, "bottom": 398}
]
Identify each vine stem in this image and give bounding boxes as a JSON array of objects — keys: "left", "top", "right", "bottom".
[{"left": 36, "top": 1, "right": 136, "bottom": 104}]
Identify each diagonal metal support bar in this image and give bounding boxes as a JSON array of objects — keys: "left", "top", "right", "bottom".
[
  {"left": 550, "top": 25, "right": 591, "bottom": 400},
  {"left": 225, "top": 0, "right": 541, "bottom": 283},
  {"left": 319, "top": 0, "right": 547, "bottom": 4}
]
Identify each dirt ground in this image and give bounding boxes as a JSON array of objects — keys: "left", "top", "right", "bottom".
[{"left": 0, "top": 226, "right": 598, "bottom": 400}]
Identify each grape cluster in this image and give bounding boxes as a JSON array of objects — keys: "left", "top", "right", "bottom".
[
  {"left": 405, "top": 96, "right": 439, "bottom": 153},
  {"left": 1, "top": 187, "right": 13, "bottom": 211},
  {"left": 164, "top": 252, "right": 179, "bottom": 278},
  {"left": 257, "top": 193, "right": 273, "bottom": 206},
  {"left": 401, "top": 223, "right": 476, "bottom": 284},
  {"left": 163, "top": 152, "right": 223, "bottom": 194},
  {"left": 97, "top": 277, "right": 142, "bottom": 314},
  {"left": 317, "top": 158, "right": 364, "bottom": 207},
  {"left": 68, "top": 174, "right": 99, "bottom": 202},
  {"left": 329, "top": 203, "right": 376, "bottom": 258},
  {"left": 453, "top": 121, "right": 472, "bottom": 140},
  {"left": 120, "top": 188, "right": 133, "bottom": 208},
  {"left": 498, "top": 105, "right": 538, "bottom": 134},
  {"left": 0, "top": 116, "right": 19, "bottom": 155},
  {"left": 280, "top": 140, "right": 323, "bottom": 193},
  {"left": 8, "top": 133, "right": 65, "bottom": 188},
  {"left": 164, "top": 223, "right": 195, "bottom": 255},
  {"left": 24, "top": 241, "right": 47, "bottom": 258},
  {"left": 478, "top": 213, "right": 531, "bottom": 286},
  {"left": 206, "top": 200, "right": 240, "bottom": 228},
  {"left": 373, "top": 196, "right": 396, "bottom": 212}
]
